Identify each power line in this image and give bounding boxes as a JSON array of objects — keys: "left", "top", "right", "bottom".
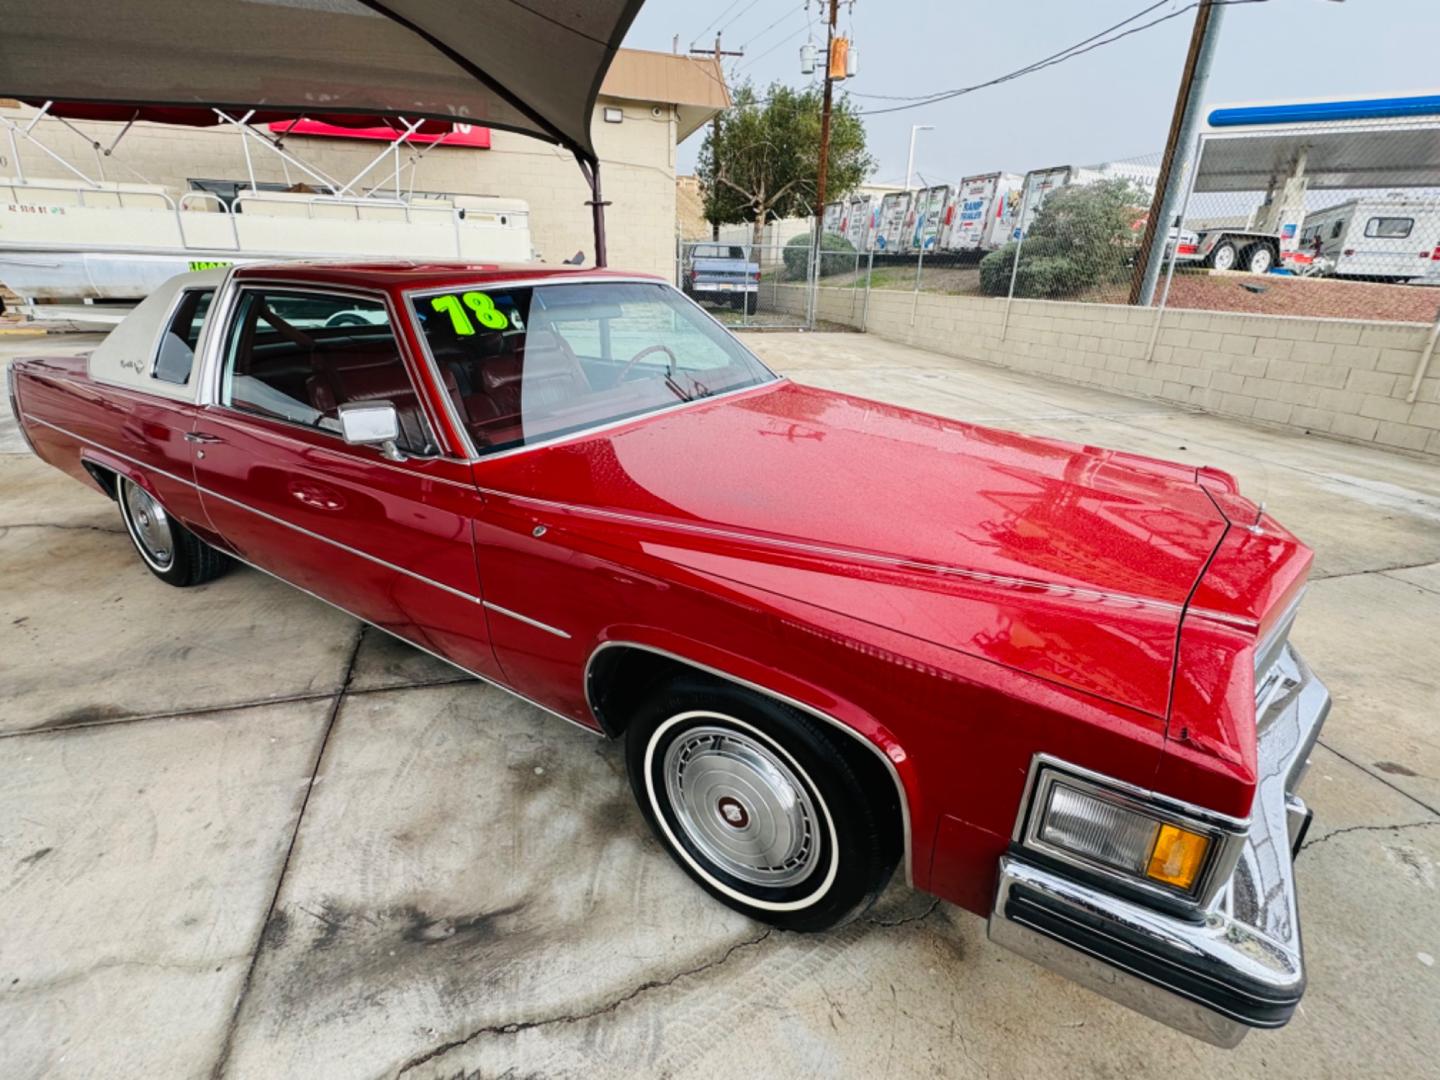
[
  {"left": 849, "top": 0, "right": 1173, "bottom": 101},
  {"left": 733, "top": 23, "right": 813, "bottom": 73},
  {"left": 688, "top": 0, "right": 747, "bottom": 47},
  {"left": 851, "top": 0, "right": 1269, "bottom": 117},
  {"left": 718, "top": 0, "right": 768, "bottom": 37},
  {"left": 737, "top": 2, "right": 810, "bottom": 51}
]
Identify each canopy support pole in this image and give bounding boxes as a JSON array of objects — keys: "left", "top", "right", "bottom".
[
  {"left": 215, "top": 109, "right": 343, "bottom": 194},
  {"left": 364, "top": 136, "right": 442, "bottom": 198},
  {"left": 335, "top": 118, "right": 422, "bottom": 198},
  {"left": 575, "top": 153, "right": 609, "bottom": 267},
  {"left": 0, "top": 106, "right": 100, "bottom": 188}
]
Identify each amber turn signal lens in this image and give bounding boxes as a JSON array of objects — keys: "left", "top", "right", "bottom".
[{"left": 1146, "top": 824, "right": 1210, "bottom": 889}]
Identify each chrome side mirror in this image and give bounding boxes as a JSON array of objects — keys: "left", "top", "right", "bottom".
[{"left": 338, "top": 402, "right": 405, "bottom": 461}]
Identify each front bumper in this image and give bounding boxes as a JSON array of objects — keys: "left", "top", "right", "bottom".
[{"left": 988, "top": 644, "right": 1330, "bottom": 1047}]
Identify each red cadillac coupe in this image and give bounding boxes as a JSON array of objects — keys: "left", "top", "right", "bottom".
[{"left": 7, "top": 261, "right": 1329, "bottom": 1046}]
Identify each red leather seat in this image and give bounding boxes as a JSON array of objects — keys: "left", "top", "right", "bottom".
[
  {"left": 458, "top": 330, "right": 592, "bottom": 448},
  {"left": 307, "top": 346, "right": 431, "bottom": 450}
]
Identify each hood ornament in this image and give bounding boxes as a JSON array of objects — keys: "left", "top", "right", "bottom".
[{"left": 1250, "top": 501, "right": 1267, "bottom": 535}]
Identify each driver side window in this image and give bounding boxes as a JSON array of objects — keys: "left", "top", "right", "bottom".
[{"left": 219, "top": 288, "right": 435, "bottom": 454}]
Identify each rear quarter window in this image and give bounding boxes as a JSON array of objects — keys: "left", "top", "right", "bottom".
[{"left": 153, "top": 288, "right": 215, "bottom": 385}]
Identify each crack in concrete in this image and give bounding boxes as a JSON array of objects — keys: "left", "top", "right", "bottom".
[
  {"left": 389, "top": 895, "right": 944, "bottom": 1077},
  {"left": 0, "top": 674, "right": 476, "bottom": 741},
  {"left": 1378, "top": 569, "right": 1440, "bottom": 597},
  {"left": 1312, "top": 558, "right": 1440, "bottom": 583},
  {"left": 392, "top": 928, "right": 776, "bottom": 1077},
  {"left": 1316, "top": 738, "right": 1440, "bottom": 818},
  {"left": 208, "top": 624, "right": 365, "bottom": 1080},
  {"left": 0, "top": 520, "right": 125, "bottom": 536},
  {"left": 4, "top": 954, "right": 252, "bottom": 996},
  {"left": 865, "top": 897, "right": 942, "bottom": 928},
  {"left": 1301, "top": 819, "right": 1439, "bottom": 851}
]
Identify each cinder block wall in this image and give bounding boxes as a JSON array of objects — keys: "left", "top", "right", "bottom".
[{"left": 773, "top": 285, "right": 1440, "bottom": 458}]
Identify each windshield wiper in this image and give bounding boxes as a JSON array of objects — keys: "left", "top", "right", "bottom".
[{"left": 663, "top": 374, "right": 694, "bottom": 403}]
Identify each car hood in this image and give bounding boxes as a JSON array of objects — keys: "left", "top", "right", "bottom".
[{"left": 477, "top": 380, "right": 1230, "bottom": 717}]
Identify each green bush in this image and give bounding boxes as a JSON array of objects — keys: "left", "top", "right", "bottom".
[
  {"left": 979, "top": 178, "right": 1144, "bottom": 298},
  {"left": 783, "top": 231, "right": 856, "bottom": 280},
  {"left": 979, "top": 237, "right": 1066, "bottom": 295}
]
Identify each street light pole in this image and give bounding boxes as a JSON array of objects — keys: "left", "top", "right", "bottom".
[{"left": 905, "top": 124, "right": 932, "bottom": 191}]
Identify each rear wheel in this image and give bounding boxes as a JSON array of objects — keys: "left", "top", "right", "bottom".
[
  {"left": 1243, "top": 244, "right": 1274, "bottom": 274},
  {"left": 624, "top": 674, "right": 898, "bottom": 932},
  {"left": 118, "top": 477, "right": 229, "bottom": 587},
  {"left": 1209, "top": 241, "right": 1238, "bottom": 271}
]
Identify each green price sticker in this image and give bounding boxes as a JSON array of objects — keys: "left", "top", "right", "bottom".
[{"left": 430, "top": 291, "right": 516, "bottom": 335}]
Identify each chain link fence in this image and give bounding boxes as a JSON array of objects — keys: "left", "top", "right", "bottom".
[
  {"left": 695, "top": 111, "right": 1440, "bottom": 340},
  {"left": 676, "top": 234, "right": 818, "bottom": 329}
]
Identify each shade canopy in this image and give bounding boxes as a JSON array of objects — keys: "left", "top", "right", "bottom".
[
  {"left": 0, "top": 0, "right": 646, "bottom": 162},
  {"left": 1196, "top": 93, "right": 1440, "bottom": 193}
]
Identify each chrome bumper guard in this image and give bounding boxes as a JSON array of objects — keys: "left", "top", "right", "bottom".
[{"left": 988, "top": 644, "right": 1330, "bottom": 1047}]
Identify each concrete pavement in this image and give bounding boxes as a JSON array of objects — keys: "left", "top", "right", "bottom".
[{"left": 2, "top": 330, "right": 1436, "bottom": 1078}]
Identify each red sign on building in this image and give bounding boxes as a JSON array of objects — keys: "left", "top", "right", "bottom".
[{"left": 267, "top": 119, "right": 490, "bottom": 148}]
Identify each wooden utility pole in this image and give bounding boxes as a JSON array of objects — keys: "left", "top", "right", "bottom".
[
  {"left": 1129, "top": 0, "right": 1224, "bottom": 305},
  {"left": 691, "top": 34, "right": 743, "bottom": 240},
  {"left": 814, "top": 0, "right": 840, "bottom": 218}
]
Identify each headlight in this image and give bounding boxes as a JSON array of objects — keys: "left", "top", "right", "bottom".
[{"left": 1024, "top": 768, "right": 1235, "bottom": 899}]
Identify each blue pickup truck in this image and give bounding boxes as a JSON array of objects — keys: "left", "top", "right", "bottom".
[{"left": 682, "top": 243, "right": 760, "bottom": 315}]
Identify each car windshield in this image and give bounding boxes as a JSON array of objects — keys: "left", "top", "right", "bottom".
[{"left": 409, "top": 280, "right": 776, "bottom": 454}]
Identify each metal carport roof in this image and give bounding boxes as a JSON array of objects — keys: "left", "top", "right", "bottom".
[
  {"left": 0, "top": 0, "right": 646, "bottom": 165},
  {"left": 1195, "top": 92, "right": 1440, "bottom": 192}
]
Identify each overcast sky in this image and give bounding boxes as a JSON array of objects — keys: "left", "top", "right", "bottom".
[{"left": 622, "top": 0, "right": 1435, "bottom": 184}]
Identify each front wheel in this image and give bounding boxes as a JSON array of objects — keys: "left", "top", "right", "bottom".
[
  {"left": 118, "top": 477, "right": 229, "bottom": 587},
  {"left": 624, "top": 675, "right": 899, "bottom": 932},
  {"left": 1209, "top": 241, "right": 1238, "bottom": 271}
]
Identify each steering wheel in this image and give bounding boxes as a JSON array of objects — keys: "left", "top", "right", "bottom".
[{"left": 617, "top": 343, "right": 678, "bottom": 384}]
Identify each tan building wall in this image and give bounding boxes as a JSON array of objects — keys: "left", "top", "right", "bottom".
[
  {"left": 2, "top": 94, "right": 682, "bottom": 279},
  {"left": 771, "top": 285, "right": 1440, "bottom": 458},
  {"left": 675, "top": 174, "right": 710, "bottom": 241}
]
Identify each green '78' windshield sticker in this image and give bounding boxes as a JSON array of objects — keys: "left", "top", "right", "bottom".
[{"left": 430, "top": 291, "right": 522, "bottom": 335}]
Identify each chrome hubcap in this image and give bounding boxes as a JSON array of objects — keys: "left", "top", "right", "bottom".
[
  {"left": 663, "top": 724, "right": 820, "bottom": 888},
  {"left": 124, "top": 483, "right": 175, "bottom": 569}
]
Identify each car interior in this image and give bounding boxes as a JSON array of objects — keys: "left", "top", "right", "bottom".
[{"left": 223, "top": 291, "right": 436, "bottom": 453}]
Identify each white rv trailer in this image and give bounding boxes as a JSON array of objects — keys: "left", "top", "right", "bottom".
[
  {"left": 1298, "top": 197, "right": 1440, "bottom": 282},
  {"left": 822, "top": 201, "right": 846, "bottom": 239},
  {"left": 943, "top": 172, "right": 1023, "bottom": 253}
]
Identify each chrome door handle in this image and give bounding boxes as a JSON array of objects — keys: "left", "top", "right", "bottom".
[{"left": 184, "top": 432, "right": 223, "bottom": 444}]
